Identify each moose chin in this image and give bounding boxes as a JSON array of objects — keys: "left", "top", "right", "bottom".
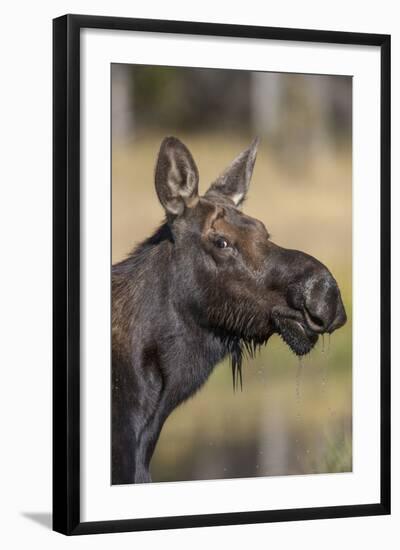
[{"left": 112, "top": 136, "right": 347, "bottom": 485}]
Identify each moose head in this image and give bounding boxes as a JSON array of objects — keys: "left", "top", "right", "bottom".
[{"left": 154, "top": 136, "right": 346, "bottom": 383}]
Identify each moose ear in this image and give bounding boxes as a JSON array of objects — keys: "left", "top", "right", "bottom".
[
  {"left": 205, "top": 138, "right": 259, "bottom": 207},
  {"left": 155, "top": 137, "right": 199, "bottom": 216}
]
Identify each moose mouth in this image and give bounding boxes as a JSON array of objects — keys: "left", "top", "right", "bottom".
[{"left": 272, "top": 307, "right": 319, "bottom": 356}]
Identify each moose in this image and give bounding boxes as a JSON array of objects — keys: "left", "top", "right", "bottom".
[{"left": 112, "top": 137, "right": 347, "bottom": 484}]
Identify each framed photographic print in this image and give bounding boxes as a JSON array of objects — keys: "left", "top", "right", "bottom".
[{"left": 53, "top": 14, "right": 391, "bottom": 535}]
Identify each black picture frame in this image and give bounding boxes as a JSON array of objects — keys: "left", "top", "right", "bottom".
[{"left": 53, "top": 14, "right": 391, "bottom": 535}]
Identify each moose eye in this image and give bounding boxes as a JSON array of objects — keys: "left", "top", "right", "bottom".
[{"left": 214, "top": 236, "right": 229, "bottom": 249}]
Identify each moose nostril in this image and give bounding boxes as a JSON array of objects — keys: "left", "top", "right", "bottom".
[{"left": 303, "top": 305, "right": 327, "bottom": 333}]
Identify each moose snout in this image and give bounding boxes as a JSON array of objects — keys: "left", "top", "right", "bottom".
[
  {"left": 268, "top": 244, "right": 347, "bottom": 336},
  {"left": 301, "top": 274, "right": 347, "bottom": 334}
]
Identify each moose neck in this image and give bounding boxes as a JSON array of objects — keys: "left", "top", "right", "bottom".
[{"left": 112, "top": 223, "right": 230, "bottom": 391}]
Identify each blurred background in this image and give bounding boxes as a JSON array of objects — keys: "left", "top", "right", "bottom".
[{"left": 112, "top": 64, "right": 352, "bottom": 482}]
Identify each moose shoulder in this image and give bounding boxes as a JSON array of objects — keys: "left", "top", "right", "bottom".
[{"left": 112, "top": 137, "right": 347, "bottom": 484}]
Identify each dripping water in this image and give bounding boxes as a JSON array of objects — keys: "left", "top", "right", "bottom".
[
  {"left": 295, "top": 357, "right": 303, "bottom": 406},
  {"left": 320, "top": 334, "right": 335, "bottom": 420},
  {"left": 321, "top": 339, "right": 327, "bottom": 392},
  {"left": 294, "top": 356, "right": 304, "bottom": 463}
]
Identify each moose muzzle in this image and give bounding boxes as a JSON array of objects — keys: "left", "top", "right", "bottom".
[{"left": 268, "top": 244, "right": 347, "bottom": 355}]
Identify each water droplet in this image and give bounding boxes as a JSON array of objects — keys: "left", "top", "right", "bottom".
[
  {"left": 294, "top": 361, "right": 304, "bottom": 468},
  {"left": 295, "top": 361, "right": 303, "bottom": 402}
]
